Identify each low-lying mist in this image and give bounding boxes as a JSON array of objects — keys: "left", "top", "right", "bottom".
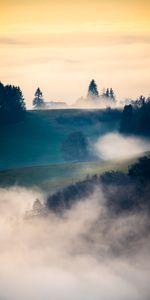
[
  {"left": 0, "top": 187, "right": 150, "bottom": 300},
  {"left": 72, "top": 98, "right": 119, "bottom": 109},
  {"left": 94, "top": 132, "right": 150, "bottom": 160}
]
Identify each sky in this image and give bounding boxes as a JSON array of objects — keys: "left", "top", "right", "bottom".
[{"left": 0, "top": 0, "right": 150, "bottom": 107}]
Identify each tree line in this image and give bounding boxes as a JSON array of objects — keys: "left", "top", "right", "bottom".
[
  {"left": 0, "top": 82, "right": 26, "bottom": 124},
  {"left": 46, "top": 155, "right": 150, "bottom": 214},
  {"left": 120, "top": 96, "right": 150, "bottom": 136},
  {"left": 0, "top": 80, "right": 149, "bottom": 137},
  {"left": 33, "top": 81, "right": 116, "bottom": 109},
  {"left": 87, "top": 79, "right": 116, "bottom": 101}
]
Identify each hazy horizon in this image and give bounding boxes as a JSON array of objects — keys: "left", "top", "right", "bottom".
[{"left": 0, "top": 0, "right": 150, "bottom": 107}]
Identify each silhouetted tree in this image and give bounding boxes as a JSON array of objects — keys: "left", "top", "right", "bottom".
[
  {"left": 33, "top": 199, "right": 42, "bottom": 211},
  {"left": 0, "top": 82, "right": 5, "bottom": 113},
  {"left": 110, "top": 88, "right": 115, "bottom": 101},
  {"left": 87, "top": 80, "right": 99, "bottom": 99},
  {"left": 130, "top": 95, "right": 146, "bottom": 109},
  {"left": 0, "top": 82, "right": 26, "bottom": 123},
  {"left": 128, "top": 156, "right": 150, "bottom": 182},
  {"left": 62, "top": 131, "right": 88, "bottom": 161},
  {"left": 33, "top": 88, "right": 44, "bottom": 108},
  {"left": 120, "top": 104, "right": 133, "bottom": 133},
  {"left": 105, "top": 88, "right": 110, "bottom": 98},
  {"left": 120, "top": 96, "right": 150, "bottom": 136}
]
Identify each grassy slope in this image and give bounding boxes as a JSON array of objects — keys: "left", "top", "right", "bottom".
[
  {"left": 0, "top": 109, "right": 119, "bottom": 170},
  {"left": 0, "top": 109, "right": 142, "bottom": 193},
  {"left": 0, "top": 157, "right": 138, "bottom": 193}
]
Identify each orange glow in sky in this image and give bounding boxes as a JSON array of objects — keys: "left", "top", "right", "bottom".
[{"left": 0, "top": 0, "right": 150, "bottom": 106}]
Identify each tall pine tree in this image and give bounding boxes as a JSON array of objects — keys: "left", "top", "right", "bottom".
[
  {"left": 33, "top": 88, "right": 44, "bottom": 108},
  {"left": 87, "top": 80, "right": 99, "bottom": 99},
  {"left": 110, "top": 88, "right": 115, "bottom": 101}
]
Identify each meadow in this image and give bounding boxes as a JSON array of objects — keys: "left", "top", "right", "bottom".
[
  {"left": 0, "top": 109, "right": 120, "bottom": 170},
  {"left": 1, "top": 108, "right": 145, "bottom": 193}
]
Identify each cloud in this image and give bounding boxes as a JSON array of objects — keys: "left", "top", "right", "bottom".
[
  {"left": 0, "top": 186, "right": 150, "bottom": 299},
  {"left": 94, "top": 133, "right": 150, "bottom": 160},
  {"left": 0, "top": 37, "right": 23, "bottom": 45},
  {"left": 0, "top": 31, "right": 150, "bottom": 48}
]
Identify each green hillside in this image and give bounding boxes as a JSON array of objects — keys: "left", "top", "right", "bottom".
[
  {"left": 0, "top": 109, "right": 120, "bottom": 170},
  {"left": 0, "top": 157, "right": 138, "bottom": 193}
]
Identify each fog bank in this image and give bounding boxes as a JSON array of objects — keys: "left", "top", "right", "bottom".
[
  {"left": 0, "top": 187, "right": 150, "bottom": 300},
  {"left": 94, "top": 132, "right": 150, "bottom": 160}
]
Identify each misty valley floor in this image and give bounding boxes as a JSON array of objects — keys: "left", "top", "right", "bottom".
[{"left": 0, "top": 184, "right": 150, "bottom": 300}]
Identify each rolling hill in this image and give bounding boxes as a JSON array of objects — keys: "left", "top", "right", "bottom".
[
  {"left": 0, "top": 109, "right": 121, "bottom": 170},
  {"left": 0, "top": 157, "right": 139, "bottom": 193}
]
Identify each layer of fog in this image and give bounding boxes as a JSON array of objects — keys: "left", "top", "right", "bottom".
[
  {"left": 72, "top": 96, "right": 121, "bottom": 109},
  {"left": 94, "top": 132, "right": 150, "bottom": 160},
  {"left": 35, "top": 97, "right": 122, "bottom": 110},
  {"left": 0, "top": 187, "right": 150, "bottom": 300}
]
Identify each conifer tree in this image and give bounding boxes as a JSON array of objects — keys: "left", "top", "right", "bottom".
[
  {"left": 87, "top": 80, "right": 99, "bottom": 99},
  {"left": 110, "top": 88, "right": 115, "bottom": 101},
  {"left": 33, "top": 88, "right": 44, "bottom": 108},
  {"left": 0, "top": 82, "right": 26, "bottom": 123}
]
